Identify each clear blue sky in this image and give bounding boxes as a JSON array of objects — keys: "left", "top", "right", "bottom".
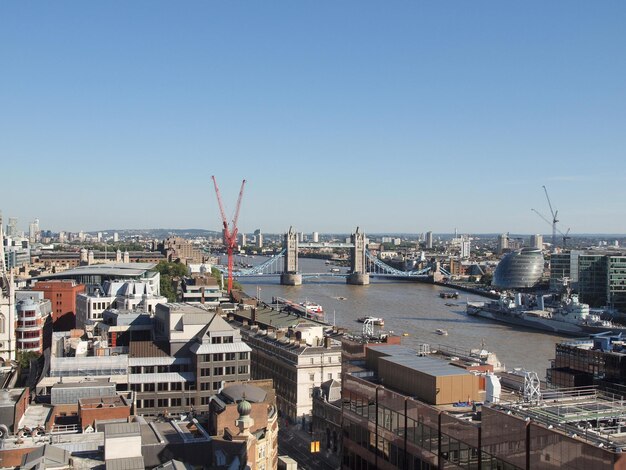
[{"left": 1, "top": 2, "right": 625, "bottom": 235}]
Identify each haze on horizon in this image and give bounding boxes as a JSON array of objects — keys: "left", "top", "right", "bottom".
[{"left": 1, "top": 2, "right": 625, "bottom": 235}]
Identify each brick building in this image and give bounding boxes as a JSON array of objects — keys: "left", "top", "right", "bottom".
[{"left": 32, "top": 280, "right": 85, "bottom": 331}]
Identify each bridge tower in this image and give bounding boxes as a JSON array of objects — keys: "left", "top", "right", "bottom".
[
  {"left": 347, "top": 227, "right": 370, "bottom": 285},
  {"left": 280, "top": 226, "right": 302, "bottom": 286}
]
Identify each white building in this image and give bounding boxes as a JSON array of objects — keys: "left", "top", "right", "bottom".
[
  {"left": 530, "top": 234, "right": 543, "bottom": 250},
  {"left": 460, "top": 235, "right": 471, "bottom": 259},
  {"left": 236, "top": 322, "right": 342, "bottom": 424},
  {"left": 76, "top": 280, "right": 167, "bottom": 329},
  {"left": 0, "top": 219, "right": 16, "bottom": 361}
]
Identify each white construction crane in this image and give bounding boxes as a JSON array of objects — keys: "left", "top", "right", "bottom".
[{"left": 531, "top": 186, "right": 570, "bottom": 252}]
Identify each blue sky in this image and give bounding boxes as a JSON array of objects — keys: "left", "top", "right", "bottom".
[{"left": 1, "top": 2, "right": 625, "bottom": 235}]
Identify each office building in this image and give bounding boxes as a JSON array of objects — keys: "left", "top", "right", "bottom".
[
  {"left": 76, "top": 279, "right": 166, "bottom": 329},
  {"left": 6, "top": 217, "right": 18, "bottom": 238},
  {"left": 232, "top": 321, "right": 342, "bottom": 425},
  {"left": 340, "top": 343, "right": 626, "bottom": 469},
  {"left": 129, "top": 303, "right": 251, "bottom": 415},
  {"left": 550, "top": 251, "right": 626, "bottom": 312},
  {"left": 32, "top": 280, "right": 86, "bottom": 331}
]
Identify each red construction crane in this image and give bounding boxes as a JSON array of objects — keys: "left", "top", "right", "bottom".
[{"left": 211, "top": 176, "right": 246, "bottom": 294}]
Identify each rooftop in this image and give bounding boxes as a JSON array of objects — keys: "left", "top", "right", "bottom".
[
  {"left": 380, "top": 355, "right": 472, "bottom": 377},
  {"left": 104, "top": 422, "right": 141, "bottom": 439}
]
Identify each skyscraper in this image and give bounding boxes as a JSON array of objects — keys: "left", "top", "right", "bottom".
[
  {"left": 6, "top": 217, "right": 18, "bottom": 238},
  {"left": 460, "top": 235, "right": 471, "bottom": 259},
  {"left": 530, "top": 234, "right": 543, "bottom": 250},
  {"left": 426, "top": 231, "right": 433, "bottom": 249},
  {"left": 497, "top": 233, "right": 509, "bottom": 255}
]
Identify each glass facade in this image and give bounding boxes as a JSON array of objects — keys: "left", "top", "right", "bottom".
[{"left": 492, "top": 248, "right": 544, "bottom": 289}]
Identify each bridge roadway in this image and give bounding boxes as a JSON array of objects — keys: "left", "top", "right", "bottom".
[
  {"left": 297, "top": 242, "right": 355, "bottom": 248},
  {"left": 232, "top": 271, "right": 432, "bottom": 280}
]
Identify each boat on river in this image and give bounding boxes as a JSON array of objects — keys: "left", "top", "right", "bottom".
[
  {"left": 435, "top": 328, "right": 448, "bottom": 336},
  {"left": 357, "top": 316, "right": 385, "bottom": 326},
  {"left": 467, "top": 292, "right": 626, "bottom": 337}
]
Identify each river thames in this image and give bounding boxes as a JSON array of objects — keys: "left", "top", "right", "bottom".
[{"left": 234, "top": 256, "right": 568, "bottom": 377}]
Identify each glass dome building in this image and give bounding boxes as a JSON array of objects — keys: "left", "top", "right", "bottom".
[{"left": 492, "top": 247, "right": 544, "bottom": 289}]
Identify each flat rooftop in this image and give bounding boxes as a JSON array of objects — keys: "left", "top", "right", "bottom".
[
  {"left": 380, "top": 355, "right": 472, "bottom": 377},
  {"left": 496, "top": 387, "right": 626, "bottom": 452},
  {"left": 231, "top": 304, "right": 329, "bottom": 329},
  {"left": 35, "top": 263, "right": 157, "bottom": 280}
]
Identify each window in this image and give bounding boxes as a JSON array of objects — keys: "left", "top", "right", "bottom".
[
  {"left": 170, "top": 398, "right": 181, "bottom": 407},
  {"left": 310, "top": 358, "right": 314, "bottom": 364},
  {"left": 186, "top": 397, "right": 195, "bottom": 406},
  {"left": 211, "top": 337, "right": 222, "bottom": 344},
  {"left": 143, "top": 383, "right": 155, "bottom": 392},
  {"left": 213, "top": 381, "right": 221, "bottom": 390},
  {"left": 328, "top": 356, "right": 332, "bottom": 363},
  {"left": 201, "top": 397, "right": 210, "bottom": 405},
  {"left": 225, "top": 366, "right": 235, "bottom": 375},
  {"left": 213, "top": 353, "right": 223, "bottom": 362},
  {"left": 201, "top": 368, "right": 211, "bottom": 376},
  {"left": 328, "top": 373, "right": 332, "bottom": 380},
  {"left": 185, "top": 382, "right": 196, "bottom": 391},
  {"left": 170, "top": 382, "right": 182, "bottom": 391},
  {"left": 201, "top": 382, "right": 211, "bottom": 391},
  {"left": 225, "top": 353, "right": 236, "bottom": 361},
  {"left": 309, "top": 373, "right": 315, "bottom": 382},
  {"left": 223, "top": 336, "right": 233, "bottom": 344},
  {"left": 239, "top": 352, "right": 249, "bottom": 360},
  {"left": 238, "top": 365, "right": 248, "bottom": 374},
  {"left": 130, "top": 384, "right": 141, "bottom": 392},
  {"left": 158, "top": 383, "right": 168, "bottom": 391},
  {"left": 144, "top": 399, "right": 154, "bottom": 408},
  {"left": 144, "top": 366, "right": 154, "bottom": 374},
  {"left": 158, "top": 365, "right": 168, "bottom": 373},
  {"left": 158, "top": 399, "right": 168, "bottom": 407},
  {"left": 214, "top": 367, "right": 223, "bottom": 376}
]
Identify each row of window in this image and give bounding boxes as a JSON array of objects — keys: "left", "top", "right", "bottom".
[
  {"left": 200, "top": 351, "right": 248, "bottom": 362},
  {"left": 200, "top": 365, "right": 248, "bottom": 376},
  {"left": 211, "top": 335, "right": 234, "bottom": 344},
  {"left": 131, "top": 382, "right": 196, "bottom": 392},
  {"left": 130, "top": 365, "right": 190, "bottom": 374}
]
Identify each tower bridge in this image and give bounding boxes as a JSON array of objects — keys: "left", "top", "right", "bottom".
[{"left": 220, "top": 227, "right": 446, "bottom": 286}]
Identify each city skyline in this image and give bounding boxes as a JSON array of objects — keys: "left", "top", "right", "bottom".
[{"left": 2, "top": 2, "right": 625, "bottom": 233}]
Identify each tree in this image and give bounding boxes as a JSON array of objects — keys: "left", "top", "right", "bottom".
[
  {"left": 16, "top": 351, "right": 40, "bottom": 370},
  {"left": 155, "top": 261, "right": 188, "bottom": 302}
]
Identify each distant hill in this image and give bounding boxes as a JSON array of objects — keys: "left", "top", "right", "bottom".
[{"left": 96, "top": 228, "right": 223, "bottom": 238}]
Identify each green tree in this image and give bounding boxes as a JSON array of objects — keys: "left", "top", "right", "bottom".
[
  {"left": 16, "top": 351, "right": 40, "bottom": 370},
  {"left": 155, "top": 261, "right": 188, "bottom": 301}
]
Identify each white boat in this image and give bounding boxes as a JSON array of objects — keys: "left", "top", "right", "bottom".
[
  {"left": 436, "top": 329, "right": 448, "bottom": 336},
  {"left": 358, "top": 316, "right": 384, "bottom": 326}
]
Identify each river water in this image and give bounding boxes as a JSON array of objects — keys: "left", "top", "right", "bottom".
[{"left": 234, "top": 256, "right": 568, "bottom": 377}]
